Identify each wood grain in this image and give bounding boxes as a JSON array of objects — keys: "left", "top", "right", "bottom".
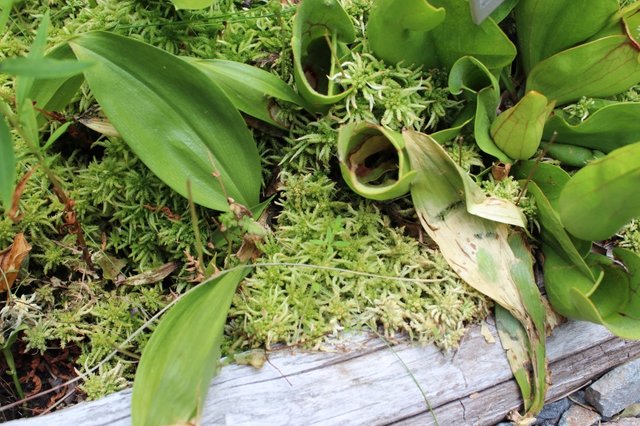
[{"left": 7, "top": 320, "right": 640, "bottom": 426}]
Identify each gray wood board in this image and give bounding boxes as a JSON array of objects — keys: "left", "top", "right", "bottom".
[{"left": 7, "top": 320, "right": 640, "bottom": 426}]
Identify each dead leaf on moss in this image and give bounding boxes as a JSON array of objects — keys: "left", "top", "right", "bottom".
[{"left": 0, "top": 233, "right": 32, "bottom": 293}]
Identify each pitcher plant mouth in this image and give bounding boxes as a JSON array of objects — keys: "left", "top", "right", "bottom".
[{"left": 338, "top": 122, "right": 415, "bottom": 201}]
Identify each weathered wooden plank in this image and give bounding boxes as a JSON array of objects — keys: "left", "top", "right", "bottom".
[{"left": 7, "top": 320, "right": 640, "bottom": 426}]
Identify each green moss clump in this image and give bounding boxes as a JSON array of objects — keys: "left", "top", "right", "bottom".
[
  {"left": 619, "top": 219, "right": 640, "bottom": 254},
  {"left": 226, "top": 172, "right": 491, "bottom": 352}
]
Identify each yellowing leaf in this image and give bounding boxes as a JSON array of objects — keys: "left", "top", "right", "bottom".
[{"left": 405, "top": 130, "right": 547, "bottom": 420}]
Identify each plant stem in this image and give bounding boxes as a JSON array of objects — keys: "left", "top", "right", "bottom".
[
  {"left": 2, "top": 347, "right": 24, "bottom": 401},
  {"left": 326, "top": 32, "right": 339, "bottom": 96}
]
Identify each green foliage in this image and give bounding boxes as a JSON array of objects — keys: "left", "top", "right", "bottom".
[{"left": 68, "top": 31, "right": 262, "bottom": 211}]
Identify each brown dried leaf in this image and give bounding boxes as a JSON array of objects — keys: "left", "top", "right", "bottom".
[
  {"left": 0, "top": 233, "right": 32, "bottom": 292},
  {"left": 9, "top": 166, "right": 38, "bottom": 223}
]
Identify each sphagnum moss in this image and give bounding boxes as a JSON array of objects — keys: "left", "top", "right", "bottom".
[{"left": 226, "top": 172, "right": 491, "bottom": 352}]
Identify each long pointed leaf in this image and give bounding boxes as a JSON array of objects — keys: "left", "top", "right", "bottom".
[
  {"left": 28, "top": 43, "right": 85, "bottom": 123},
  {"left": 69, "top": 32, "right": 261, "bottom": 211},
  {"left": 0, "top": 114, "right": 13, "bottom": 210},
  {"left": 0, "top": 57, "right": 92, "bottom": 78},
  {"left": 190, "top": 59, "right": 307, "bottom": 128},
  {"left": 558, "top": 142, "right": 640, "bottom": 241},
  {"left": 15, "top": 11, "right": 49, "bottom": 110},
  {"left": 132, "top": 267, "right": 247, "bottom": 426}
]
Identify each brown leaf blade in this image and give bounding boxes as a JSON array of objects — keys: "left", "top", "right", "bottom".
[{"left": 0, "top": 233, "right": 32, "bottom": 292}]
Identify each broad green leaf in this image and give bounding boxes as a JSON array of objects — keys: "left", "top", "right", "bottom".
[
  {"left": 543, "top": 103, "right": 640, "bottom": 153},
  {"left": 367, "top": 0, "right": 446, "bottom": 68},
  {"left": 448, "top": 57, "right": 511, "bottom": 163},
  {"left": 526, "top": 35, "right": 640, "bottom": 105},
  {"left": 0, "top": 0, "right": 15, "bottom": 33},
  {"left": 526, "top": 181, "right": 593, "bottom": 279},
  {"left": 490, "top": 91, "right": 555, "bottom": 160},
  {"left": 28, "top": 43, "right": 85, "bottom": 122},
  {"left": 170, "top": 0, "right": 214, "bottom": 9},
  {"left": 368, "top": 0, "right": 516, "bottom": 71},
  {"left": 474, "top": 88, "right": 511, "bottom": 163},
  {"left": 69, "top": 32, "right": 261, "bottom": 211},
  {"left": 515, "top": 0, "right": 618, "bottom": 72},
  {"left": 337, "top": 122, "right": 416, "bottom": 200},
  {"left": 189, "top": 59, "right": 307, "bottom": 128},
  {"left": 544, "top": 246, "right": 640, "bottom": 339},
  {"left": 132, "top": 267, "right": 247, "bottom": 426},
  {"left": 558, "top": 143, "right": 640, "bottom": 241},
  {"left": 15, "top": 11, "right": 50, "bottom": 110},
  {"left": 448, "top": 56, "right": 500, "bottom": 97},
  {"left": 0, "top": 57, "right": 92, "bottom": 78},
  {"left": 0, "top": 114, "right": 14, "bottom": 210},
  {"left": 511, "top": 161, "right": 570, "bottom": 209},
  {"left": 292, "top": 0, "right": 355, "bottom": 111}
]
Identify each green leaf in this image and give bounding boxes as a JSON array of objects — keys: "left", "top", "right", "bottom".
[
  {"left": 496, "top": 232, "right": 547, "bottom": 418},
  {"left": 368, "top": 0, "right": 516, "bottom": 71},
  {"left": 0, "top": 0, "right": 15, "bottom": 33},
  {"left": 515, "top": 0, "right": 618, "bottom": 72},
  {"left": 132, "top": 267, "right": 247, "bottom": 426},
  {"left": 490, "top": 90, "right": 555, "bottom": 160},
  {"left": 511, "top": 161, "right": 570, "bottom": 209},
  {"left": 292, "top": 0, "right": 355, "bottom": 111},
  {"left": 337, "top": 122, "right": 416, "bottom": 201},
  {"left": 170, "top": 0, "right": 214, "bottom": 9},
  {"left": 0, "top": 57, "right": 92, "bottom": 78},
  {"left": 15, "top": 11, "right": 50, "bottom": 110},
  {"left": 540, "top": 142, "right": 604, "bottom": 167},
  {"left": 69, "top": 32, "right": 261, "bottom": 211},
  {"left": 558, "top": 143, "right": 640, "bottom": 241},
  {"left": 496, "top": 305, "right": 533, "bottom": 411},
  {"left": 544, "top": 246, "right": 640, "bottom": 339},
  {"left": 367, "top": 0, "right": 446, "bottom": 68},
  {"left": 189, "top": 59, "right": 307, "bottom": 128},
  {"left": 448, "top": 56, "right": 499, "bottom": 97},
  {"left": 543, "top": 102, "right": 640, "bottom": 153},
  {"left": 0, "top": 114, "right": 14, "bottom": 210},
  {"left": 498, "top": 233, "right": 548, "bottom": 417},
  {"left": 526, "top": 35, "right": 640, "bottom": 105},
  {"left": 448, "top": 56, "right": 511, "bottom": 163},
  {"left": 28, "top": 43, "right": 85, "bottom": 123},
  {"left": 489, "top": 0, "right": 520, "bottom": 23}
]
